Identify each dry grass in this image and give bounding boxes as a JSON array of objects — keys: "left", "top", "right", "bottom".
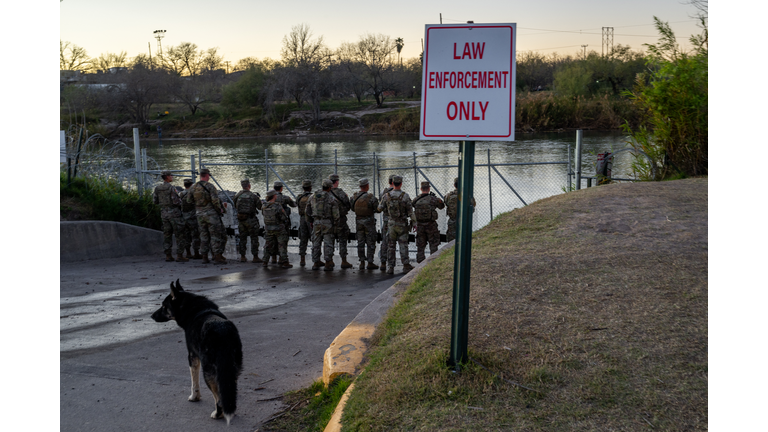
[{"left": 342, "top": 178, "right": 707, "bottom": 431}]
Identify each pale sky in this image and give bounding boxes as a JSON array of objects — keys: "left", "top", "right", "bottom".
[{"left": 59, "top": 0, "right": 704, "bottom": 65}]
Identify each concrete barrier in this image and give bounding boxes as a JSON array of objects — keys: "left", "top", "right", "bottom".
[{"left": 60, "top": 221, "right": 164, "bottom": 262}]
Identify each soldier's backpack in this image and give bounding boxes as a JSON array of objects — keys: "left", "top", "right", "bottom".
[
  {"left": 386, "top": 191, "right": 405, "bottom": 219},
  {"left": 298, "top": 192, "right": 312, "bottom": 216},
  {"left": 313, "top": 191, "right": 328, "bottom": 219},
  {"left": 236, "top": 192, "right": 255, "bottom": 217},
  {"left": 263, "top": 203, "right": 281, "bottom": 225},
  {"left": 180, "top": 190, "right": 196, "bottom": 212},
  {"left": 353, "top": 192, "right": 374, "bottom": 217},
  {"left": 413, "top": 194, "right": 434, "bottom": 223},
  {"left": 445, "top": 191, "right": 458, "bottom": 219}
]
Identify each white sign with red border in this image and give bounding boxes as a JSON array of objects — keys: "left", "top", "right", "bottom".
[{"left": 420, "top": 23, "right": 516, "bottom": 141}]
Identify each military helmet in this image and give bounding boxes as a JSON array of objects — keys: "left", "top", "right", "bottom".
[
  {"left": 302, "top": 179, "right": 312, "bottom": 188},
  {"left": 359, "top": 178, "right": 369, "bottom": 186},
  {"left": 329, "top": 173, "right": 340, "bottom": 182},
  {"left": 266, "top": 189, "right": 278, "bottom": 198},
  {"left": 322, "top": 179, "right": 333, "bottom": 189}
]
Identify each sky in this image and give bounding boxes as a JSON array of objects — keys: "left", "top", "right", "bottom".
[{"left": 59, "top": 0, "right": 705, "bottom": 65}]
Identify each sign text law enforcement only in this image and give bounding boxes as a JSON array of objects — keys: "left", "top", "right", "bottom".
[{"left": 420, "top": 23, "right": 517, "bottom": 141}]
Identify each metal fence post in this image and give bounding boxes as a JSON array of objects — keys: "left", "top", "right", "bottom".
[
  {"left": 488, "top": 148, "right": 493, "bottom": 220},
  {"left": 265, "top": 149, "right": 269, "bottom": 191},
  {"left": 575, "top": 130, "right": 583, "bottom": 190},
  {"left": 133, "top": 128, "right": 142, "bottom": 195},
  {"left": 191, "top": 155, "right": 196, "bottom": 182},
  {"left": 334, "top": 149, "right": 338, "bottom": 174},
  {"left": 413, "top": 152, "right": 419, "bottom": 196},
  {"left": 567, "top": 143, "right": 572, "bottom": 191}
]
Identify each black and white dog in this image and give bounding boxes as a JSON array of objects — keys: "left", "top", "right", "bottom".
[{"left": 151, "top": 279, "right": 243, "bottom": 425}]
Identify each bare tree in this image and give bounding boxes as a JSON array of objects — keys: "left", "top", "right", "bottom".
[
  {"left": 60, "top": 40, "right": 91, "bottom": 71},
  {"left": 162, "top": 42, "right": 202, "bottom": 76},
  {"left": 279, "top": 24, "right": 327, "bottom": 119},
  {"left": 106, "top": 64, "right": 171, "bottom": 126},
  {"left": 94, "top": 51, "right": 128, "bottom": 73},
  {"left": 337, "top": 33, "right": 397, "bottom": 107}
]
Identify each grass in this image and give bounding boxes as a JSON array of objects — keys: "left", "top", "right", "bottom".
[
  {"left": 516, "top": 92, "right": 641, "bottom": 131},
  {"left": 263, "top": 376, "right": 354, "bottom": 432},
  {"left": 361, "top": 107, "right": 420, "bottom": 134},
  {"left": 337, "top": 178, "right": 707, "bottom": 431},
  {"left": 60, "top": 173, "right": 161, "bottom": 230}
]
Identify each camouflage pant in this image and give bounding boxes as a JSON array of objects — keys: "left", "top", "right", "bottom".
[
  {"left": 237, "top": 216, "right": 260, "bottom": 257},
  {"left": 197, "top": 211, "right": 225, "bottom": 255},
  {"left": 312, "top": 221, "right": 335, "bottom": 263},
  {"left": 298, "top": 217, "right": 311, "bottom": 256},
  {"left": 335, "top": 214, "right": 350, "bottom": 258},
  {"left": 263, "top": 225, "right": 289, "bottom": 263},
  {"left": 356, "top": 217, "right": 377, "bottom": 263},
  {"left": 416, "top": 221, "right": 440, "bottom": 263},
  {"left": 161, "top": 212, "right": 188, "bottom": 255},
  {"left": 379, "top": 216, "right": 389, "bottom": 263},
  {"left": 387, "top": 223, "right": 411, "bottom": 268},
  {"left": 182, "top": 211, "right": 200, "bottom": 251},
  {"left": 446, "top": 218, "right": 457, "bottom": 243}
]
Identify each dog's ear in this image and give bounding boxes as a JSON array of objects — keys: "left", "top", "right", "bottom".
[{"left": 170, "top": 279, "right": 184, "bottom": 300}]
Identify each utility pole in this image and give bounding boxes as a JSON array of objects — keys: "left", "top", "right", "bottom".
[
  {"left": 602, "top": 27, "right": 614, "bottom": 57},
  {"left": 581, "top": 44, "right": 588, "bottom": 59},
  {"left": 224, "top": 61, "right": 230, "bottom": 74}
]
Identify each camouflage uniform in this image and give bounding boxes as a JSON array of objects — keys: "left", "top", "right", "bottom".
[
  {"left": 328, "top": 175, "right": 351, "bottom": 261},
  {"left": 262, "top": 197, "right": 290, "bottom": 264},
  {"left": 185, "top": 179, "right": 226, "bottom": 256},
  {"left": 444, "top": 180, "right": 476, "bottom": 243},
  {"left": 270, "top": 182, "right": 297, "bottom": 260},
  {"left": 179, "top": 186, "right": 200, "bottom": 253},
  {"left": 234, "top": 185, "right": 262, "bottom": 259},
  {"left": 351, "top": 179, "right": 380, "bottom": 265},
  {"left": 378, "top": 185, "right": 416, "bottom": 270},
  {"left": 413, "top": 183, "right": 445, "bottom": 263},
  {"left": 296, "top": 181, "right": 314, "bottom": 258},
  {"left": 153, "top": 182, "right": 189, "bottom": 255},
  {"left": 306, "top": 185, "right": 340, "bottom": 264},
  {"left": 378, "top": 184, "right": 394, "bottom": 266}
]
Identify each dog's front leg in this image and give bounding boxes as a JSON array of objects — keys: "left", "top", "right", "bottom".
[{"left": 188, "top": 356, "right": 201, "bottom": 402}]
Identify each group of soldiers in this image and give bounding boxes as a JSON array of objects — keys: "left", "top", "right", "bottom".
[{"left": 154, "top": 168, "right": 474, "bottom": 274}]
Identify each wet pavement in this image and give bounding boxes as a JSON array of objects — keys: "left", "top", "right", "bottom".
[{"left": 60, "top": 253, "right": 404, "bottom": 431}]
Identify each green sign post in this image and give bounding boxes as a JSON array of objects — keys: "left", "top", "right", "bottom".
[{"left": 449, "top": 140, "right": 476, "bottom": 368}]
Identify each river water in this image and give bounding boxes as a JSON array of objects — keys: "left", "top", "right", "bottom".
[{"left": 139, "top": 131, "right": 635, "bottom": 257}]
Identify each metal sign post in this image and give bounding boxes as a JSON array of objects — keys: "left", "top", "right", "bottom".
[{"left": 419, "top": 22, "right": 516, "bottom": 370}]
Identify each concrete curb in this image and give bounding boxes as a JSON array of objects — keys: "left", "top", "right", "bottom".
[
  {"left": 322, "top": 241, "right": 455, "bottom": 431},
  {"left": 60, "top": 221, "right": 164, "bottom": 262}
]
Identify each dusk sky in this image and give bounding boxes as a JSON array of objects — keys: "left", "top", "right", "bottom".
[{"left": 59, "top": 0, "right": 705, "bottom": 65}]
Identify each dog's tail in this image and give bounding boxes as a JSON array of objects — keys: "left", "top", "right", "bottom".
[{"left": 218, "top": 334, "right": 243, "bottom": 425}]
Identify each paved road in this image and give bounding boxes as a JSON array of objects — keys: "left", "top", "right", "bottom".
[{"left": 60, "top": 254, "right": 403, "bottom": 431}]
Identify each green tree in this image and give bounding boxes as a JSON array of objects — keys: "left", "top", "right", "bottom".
[
  {"left": 222, "top": 64, "right": 270, "bottom": 108},
  {"left": 624, "top": 16, "right": 708, "bottom": 179}
]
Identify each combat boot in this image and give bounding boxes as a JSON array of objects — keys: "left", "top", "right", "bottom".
[
  {"left": 213, "top": 253, "right": 227, "bottom": 264},
  {"left": 192, "top": 249, "right": 203, "bottom": 259},
  {"left": 380, "top": 262, "right": 387, "bottom": 272},
  {"left": 300, "top": 255, "right": 306, "bottom": 267},
  {"left": 280, "top": 261, "right": 293, "bottom": 269},
  {"left": 176, "top": 252, "right": 189, "bottom": 262},
  {"left": 262, "top": 258, "right": 269, "bottom": 267},
  {"left": 341, "top": 258, "right": 353, "bottom": 269},
  {"left": 240, "top": 254, "right": 248, "bottom": 262},
  {"left": 185, "top": 247, "right": 193, "bottom": 259},
  {"left": 324, "top": 260, "right": 334, "bottom": 271},
  {"left": 386, "top": 266, "right": 394, "bottom": 275},
  {"left": 312, "top": 261, "right": 322, "bottom": 270},
  {"left": 165, "top": 253, "right": 175, "bottom": 262},
  {"left": 201, "top": 252, "right": 210, "bottom": 264},
  {"left": 252, "top": 255, "right": 263, "bottom": 263},
  {"left": 271, "top": 255, "right": 278, "bottom": 264},
  {"left": 367, "top": 262, "right": 379, "bottom": 270},
  {"left": 402, "top": 263, "right": 415, "bottom": 273}
]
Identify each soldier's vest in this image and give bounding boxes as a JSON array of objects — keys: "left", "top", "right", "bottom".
[
  {"left": 386, "top": 191, "right": 406, "bottom": 219},
  {"left": 413, "top": 194, "right": 435, "bottom": 223},
  {"left": 180, "top": 190, "right": 196, "bottom": 213},
  {"left": 156, "top": 183, "right": 177, "bottom": 208},
  {"left": 297, "top": 192, "right": 312, "bottom": 217},
  {"left": 331, "top": 189, "right": 350, "bottom": 215},
  {"left": 236, "top": 191, "right": 256, "bottom": 216},
  {"left": 262, "top": 202, "right": 282, "bottom": 226},
  {"left": 445, "top": 191, "right": 458, "bottom": 219},
  {"left": 192, "top": 182, "right": 213, "bottom": 207},
  {"left": 313, "top": 191, "right": 332, "bottom": 220},
  {"left": 353, "top": 192, "right": 374, "bottom": 218}
]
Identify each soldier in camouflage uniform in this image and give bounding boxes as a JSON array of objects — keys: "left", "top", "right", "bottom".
[
  {"left": 351, "top": 178, "right": 381, "bottom": 270},
  {"left": 412, "top": 181, "right": 445, "bottom": 263},
  {"left": 269, "top": 181, "right": 297, "bottom": 264},
  {"left": 378, "top": 175, "right": 416, "bottom": 274},
  {"left": 234, "top": 178, "right": 263, "bottom": 263},
  {"left": 328, "top": 173, "right": 353, "bottom": 269},
  {"left": 378, "top": 175, "right": 394, "bottom": 272},
  {"left": 306, "top": 179, "right": 340, "bottom": 271},
  {"left": 179, "top": 178, "right": 202, "bottom": 259},
  {"left": 184, "top": 168, "right": 227, "bottom": 264},
  {"left": 153, "top": 171, "right": 189, "bottom": 262},
  {"left": 444, "top": 177, "right": 476, "bottom": 243},
  {"left": 262, "top": 189, "right": 292, "bottom": 268},
  {"left": 296, "top": 180, "right": 314, "bottom": 267}
]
